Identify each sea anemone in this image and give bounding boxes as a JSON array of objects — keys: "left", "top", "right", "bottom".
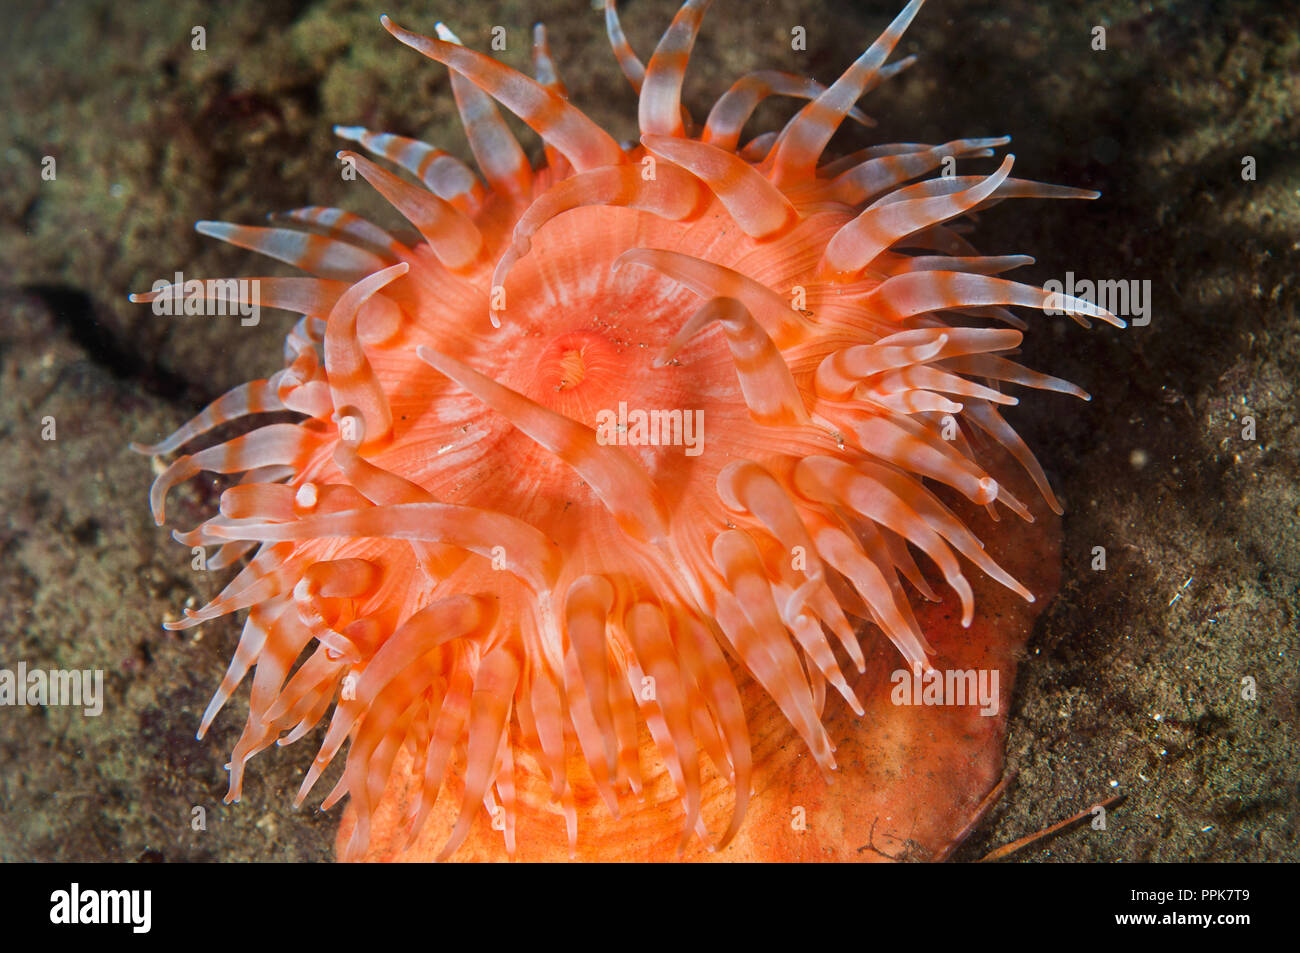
[{"left": 134, "top": 0, "right": 1120, "bottom": 861}]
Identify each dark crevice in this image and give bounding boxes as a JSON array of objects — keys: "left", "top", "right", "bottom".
[{"left": 21, "top": 283, "right": 202, "bottom": 403}]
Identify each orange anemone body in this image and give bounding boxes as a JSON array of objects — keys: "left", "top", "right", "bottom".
[{"left": 137, "top": 0, "right": 1116, "bottom": 862}]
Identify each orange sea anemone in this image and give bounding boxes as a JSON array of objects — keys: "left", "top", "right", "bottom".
[{"left": 134, "top": 0, "right": 1121, "bottom": 861}]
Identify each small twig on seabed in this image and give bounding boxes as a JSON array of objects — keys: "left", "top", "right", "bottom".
[
  {"left": 932, "top": 770, "right": 1018, "bottom": 862},
  {"left": 978, "top": 793, "right": 1127, "bottom": 862}
]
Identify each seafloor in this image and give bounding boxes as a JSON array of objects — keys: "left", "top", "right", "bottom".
[{"left": 0, "top": 0, "right": 1295, "bottom": 861}]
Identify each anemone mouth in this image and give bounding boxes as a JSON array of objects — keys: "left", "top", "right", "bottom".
[
  {"left": 553, "top": 346, "right": 587, "bottom": 392},
  {"left": 133, "top": 0, "right": 1115, "bottom": 862}
]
